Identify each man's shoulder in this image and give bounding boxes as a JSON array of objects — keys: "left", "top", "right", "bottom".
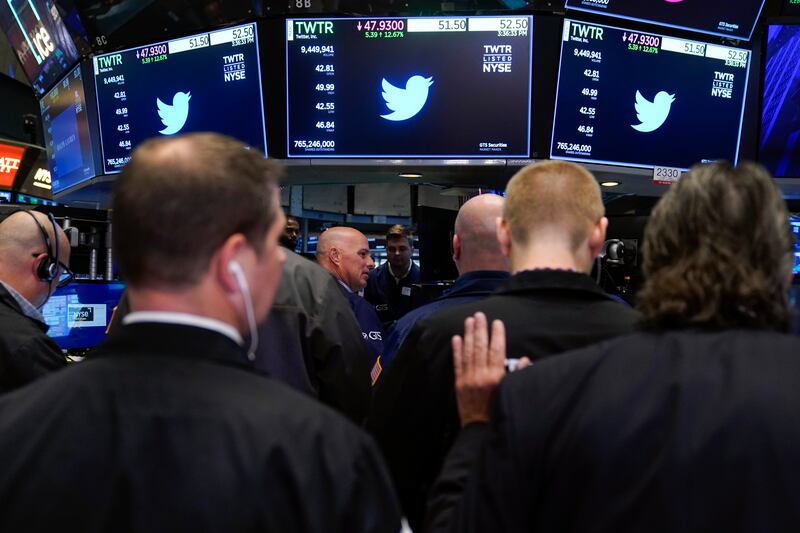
[{"left": 3, "top": 351, "right": 367, "bottom": 438}]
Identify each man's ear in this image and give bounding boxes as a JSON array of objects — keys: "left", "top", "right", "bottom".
[
  {"left": 329, "top": 246, "right": 342, "bottom": 266},
  {"left": 497, "top": 218, "right": 512, "bottom": 258},
  {"left": 215, "top": 233, "right": 248, "bottom": 295},
  {"left": 589, "top": 217, "right": 609, "bottom": 259},
  {"left": 452, "top": 234, "right": 461, "bottom": 262}
]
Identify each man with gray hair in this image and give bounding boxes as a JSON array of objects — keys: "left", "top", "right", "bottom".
[{"left": 0, "top": 210, "right": 70, "bottom": 393}]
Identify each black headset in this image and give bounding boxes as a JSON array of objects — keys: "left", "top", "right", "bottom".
[{"left": 18, "top": 210, "right": 60, "bottom": 282}]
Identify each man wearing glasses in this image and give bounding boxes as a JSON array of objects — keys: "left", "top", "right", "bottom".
[{"left": 0, "top": 210, "right": 71, "bottom": 393}]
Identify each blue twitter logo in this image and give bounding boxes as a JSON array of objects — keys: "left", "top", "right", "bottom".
[
  {"left": 157, "top": 91, "right": 191, "bottom": 135},
  {"left": 631, "top": 90, "right": 675, "bottom": 133},
  {"left": 380, "top": 75, "right": 433, "bottom": 121}
]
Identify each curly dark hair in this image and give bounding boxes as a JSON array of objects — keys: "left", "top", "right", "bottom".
[{"left": 638, "top": 161, "right": 795, "bottom": 331}]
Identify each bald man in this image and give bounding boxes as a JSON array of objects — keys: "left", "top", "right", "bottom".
[
  {"left": 317, "top": 227, "right": 384, "bottom": 383},
  {"left": 378, "top": 194, "right": 510, "bottom": 368},
  {"left": 0, "top": 210, "right": 70, "bottom": 393}
]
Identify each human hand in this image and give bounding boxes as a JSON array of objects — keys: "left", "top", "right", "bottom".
[{"left": 451, "top": 312, "right": 507, "bottom": 427}]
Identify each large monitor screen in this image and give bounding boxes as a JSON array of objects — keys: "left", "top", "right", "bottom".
[
  {"left": 93, "top": 22, "right": 266, "bottom": 174},
  {"left": 564, "top": 0, "right": 765, "bottom": 41},
  {"left": 761, "top": 26, "right": 800, "bottom": 179},
  {"left": 286, "top": 16, "right": 533, "bottom": 158},
  {"left": 0, "top": 0, "right": 82, "bottom": 94},
  {"left": 40, "top": 63, "right": 99, "bottom": 193},
  {"left": 551, "top": 20, "right": 750, "bottom": 171},
  {"left": 42, "top": 281, "right": 125, "bottom": 350}
]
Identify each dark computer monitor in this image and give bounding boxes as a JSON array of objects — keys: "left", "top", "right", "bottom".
[
  {"left": 41, "top": 280, "right": 125, "bottom": 350},
  {"left": 550, "top": 19, "right": 751, "bottom": 171},
  {"left": 285, "top": 15, "right": 533, "bottom": 158},
  {"left": 40, "top": 61, "right": 101, "bottom": 193}
]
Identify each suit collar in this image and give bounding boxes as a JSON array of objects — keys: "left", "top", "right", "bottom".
[{"left": 498, "top": 269, "right": 610, "bottom": 298}]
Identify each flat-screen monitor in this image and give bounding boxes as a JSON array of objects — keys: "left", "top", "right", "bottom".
[
  {"left": 551, "top": 20, "right": 751, "bottom": 171},
  {"left": 93, "top": 22, "right": 266, "bottom": 174},
  {"left": 791, "top": 215, "right": 800, "bottom": 275},
  {"left": 564, "top": 0, "right": 765, "bottom": 41},
  {"left": 0, "top": 142, "right": 25, "bottom": 189},
  {"left": 40, "top": 62, "right": 100, "bottom": 193},
  {"left": 286, "top": 16, "right": 533, "bottom": 158},
  {"left": 41, "top": 281, "right": 125, "bottom": 350},
  {"left": 0, "top": 0, "right": 82, "bottom": 94},
  {"left": 783, "top": 0, "right": 800, "bottom": 15},
  {"left": 761, "top": 25, "right": 800, "bottom": 178}
]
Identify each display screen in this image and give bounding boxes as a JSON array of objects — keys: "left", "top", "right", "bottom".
[
  {"left": 551, "top": 20, "right": 750, "bottom": 171},
  {"left": 40, "top": 63, "right": 99, "bottom": 193},
  {"left": 93, "top": 22, "right": 266, "bottom": 174},
  {"left": 286, "top": 16, "right": 533, "bottom": 158},
  {"left": 565, "top": 0, "right": 765, "bottom": 41},
  {"left": 0, "top": 142, "right": 25, "bottom": 189},
  {"left": 761, "top": 26, "right": 800, "bottom": 178},
  {"left": 0, "top": 0, "right": 81, "bottom": 94},
  {"left": 42, "top": 281, "right": 125, "bottom": 350},
  {"left": 792, "top": 216, "right": 800, "bottom": 275}
]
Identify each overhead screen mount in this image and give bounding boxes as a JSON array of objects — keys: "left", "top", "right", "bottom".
[
  {"left": 285, "top": 15, "right": 533, "bottom": 158},
  {"left": 92, "top": 22, "right": 267, "bottom": 175},
  {"left": 550, "top": 19, "right": 751, "bottom": 171},
  {"left": 564, "top": 0, "right": 766, "bottom": 41}
]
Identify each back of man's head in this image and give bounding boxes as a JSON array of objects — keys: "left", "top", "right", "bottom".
[
  {"left": 112, "top": 133, "right": 281, "bottom": 290},
  {"left": 639, "top": 161, "right": 794, "bottom": 331},
  {"left": 453, "top": 194, "right": 508, "bottom": 274},
  {"left": 503, "top": 160, "right": 604, "bottom": 252}
]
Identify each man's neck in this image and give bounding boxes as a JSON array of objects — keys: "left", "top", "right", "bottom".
[
  {"left": 509, "top": 246, "right": 589, "bottom": 275},
  {"left": 389, "top": 261, "right": 411, "bottom": 279}
]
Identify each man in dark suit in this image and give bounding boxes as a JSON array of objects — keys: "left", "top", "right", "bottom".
[
  {"left": 428, "top": 161, "right": 800, "bottom": 533},
  {"left": 368, "top": 160, "right": 640, "bottom": 529},
  {"left": 0, "top": 133, "right": 400, "bottom": 533},
  {"left": 0, "top": 210, "right": 70, "bottom": 393}
]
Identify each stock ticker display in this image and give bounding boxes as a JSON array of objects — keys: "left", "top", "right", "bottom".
[
  {"left": 565, "top": 0, "right": 765, "bottom": 40},
  {"left": 551, "top": 20, "right": 750, "bottom": 171},
  {"left": 286, "top": 16, "right": 533, "bottom": 158},
  {"left": 93, "top": 22, "right": 266, "bottom": 174},
  {"left": 40, "top": 64, "right": 98, "bottom": 193}
]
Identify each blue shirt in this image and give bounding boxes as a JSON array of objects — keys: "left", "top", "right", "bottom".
[
  {"left": 380, "top": 270, "right": 509, "bottom": 368},
  {"left": 338, "top": 284, "right": 384, "bottom": 369},
  {"left": 364, "top": 262, "right": 421, "bottom": 327}
]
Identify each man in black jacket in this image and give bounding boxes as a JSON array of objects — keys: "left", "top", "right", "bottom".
[
  {"left": 256, "top": 250, "right": 372, "bottom": 424},
  {"left": 0, "top": 210, "right": 70, "bottom": 393},
  {"left": 368, "top": 160, "right": 640, "bottom": 529},
  {"left": 0, "top": 133, "right": 400, "bottom": 533},
  {"left": 428, "top": 161, "right": 800, "bottom": 533}
]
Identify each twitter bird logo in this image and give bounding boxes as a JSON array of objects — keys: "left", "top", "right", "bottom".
[
  {"left": 157, "top": 91, "right": 191, "bottom": 135},
  {"left": 631, "top": 90, "right": 675, "bottom": 133},
  {"left": 380, "top": 75, "right": 433, "bottom": 121}
]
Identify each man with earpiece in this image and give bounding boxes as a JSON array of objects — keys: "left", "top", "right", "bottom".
[
  {"left": 0, "top": 210, "right": 71, "bottom": 393},
  {"left": 0, "top": 134, "right": 401, "bottom": 533}
]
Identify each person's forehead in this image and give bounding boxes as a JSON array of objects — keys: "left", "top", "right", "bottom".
[
  {"left": 286, "top": 219, "right": 300, "bottom": 228},
  {"left": 388, "top": 236, "right": 410, "bottom": 247}
]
